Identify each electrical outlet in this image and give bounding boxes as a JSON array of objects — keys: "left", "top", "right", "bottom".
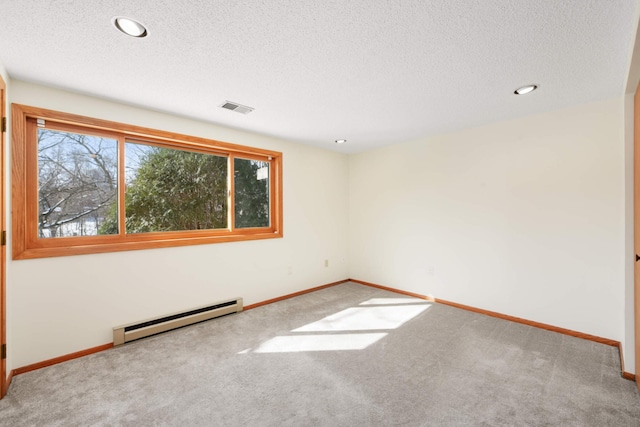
[{"left": 324, "top": 259, "right": 329, "bottom": 267}]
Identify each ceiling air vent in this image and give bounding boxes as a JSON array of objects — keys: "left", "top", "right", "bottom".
[{"left": 220, "top": 101, "right": 254, "bottom": 114}]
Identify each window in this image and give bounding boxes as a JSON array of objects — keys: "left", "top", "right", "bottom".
[
  {"left": 37, "top": 127, "right": 119, "bottom": 238},
  {"left": 12, "top": 104, "right": 283, "bottom": 259},
  {"left": 123, "top": 141, "right": 229, "bottom": 234}
]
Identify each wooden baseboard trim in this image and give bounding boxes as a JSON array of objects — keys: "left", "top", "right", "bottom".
[
  {"left": 352, "top": 278, "right": 636, "bottom": 378},
  {"left": 9, "top": 280, "right": 349, "bottom": 380},
  {"left": 350, "top": 278, "right": 619, "bottom": 346},
  {"left": 244, "top": 279, "right": 349, "bottom": 311},
  {"left": 622, "top": 371, "right": 636, "bottom": 381},
  {"left": 434, "top": 297, "right": 620, "bottom": 347},
  {"left": 13, "top": 343, "right": 113, "bottom": 376},
  {"left": 349, "top": 278, "right": 637, "bottom": 379},
  {"left": 8, "top": 279, "right": 636, "bottom": 384},
  {"left": 349, "top": 279, "right": 436, "bottom": 301}
]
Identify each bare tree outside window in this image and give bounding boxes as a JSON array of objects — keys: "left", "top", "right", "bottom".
[{"left": 37, "top": 129, "right": 118, "bottom": 238}]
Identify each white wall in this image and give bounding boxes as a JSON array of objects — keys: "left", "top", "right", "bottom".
[
  {"left": 8, "top": 80, "right": 349, "bottom": 367},
  {"left": 349, "top": 98, "right": 629, "bottom": 366},
  {"left": 624, "top": 93, "right": 635, "bottom": 374},
  {"left": 5, "top": 81, "right": 634, "bottom": 375}
]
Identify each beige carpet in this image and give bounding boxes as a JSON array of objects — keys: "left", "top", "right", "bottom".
[{"left": 1, "top": 282, "right": 639, "bottom": 426}]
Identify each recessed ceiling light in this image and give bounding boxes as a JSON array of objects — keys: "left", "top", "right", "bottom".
[
  {"left": 113, "top": 17, "right": 148, "bottom": 38},
  {"left": 514, "top": 84, "right": 538, "bottom": 95},
  {"left": 335, "top": 139, "right": 347, "bottom": 144}
]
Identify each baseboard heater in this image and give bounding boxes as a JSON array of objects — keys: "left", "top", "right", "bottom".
[{"left": 113, "top": 297, "right": 243, "bottom": 346}]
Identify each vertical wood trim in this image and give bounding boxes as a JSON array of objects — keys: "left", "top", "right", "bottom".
[
  {"left": 274, "top": 154, "right": 283, "bottom": 236},
  {"left": 11, "top": 104, "right": 27, "bottom": 259},
  {"left": 634, "top": 81, "right": 640, "bottom": 392},
  {"left": 229, "top": 155, "right": 235, "bottom": 231},
  {"left": 0, "top": 75, "right": 5, "bottom": 399},
  {"left": 3, "top": 370, "right": 13, "bottom": 397},
  {"left": 269, "top": 156, "right": 276, "bottom": 232},
  {"left": 118, "top": 136, "right": 126, "bottom": 236},
  {"left": 618, "top": 342, "right": 636, "bottom": 381},
  {"left": 618, "top": 341, "right": 627, "bottom": 375},
  {"left": 25, "top": 119, "right": 38, "bottom": 244}
]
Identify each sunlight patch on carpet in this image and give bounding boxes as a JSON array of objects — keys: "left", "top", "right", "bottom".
[
  {"left": 241, "top": 333, "right": 388, "bottom": 353},
  {"left": 239, "top": 298, "right": 432, "bottom": 354},
  {"left": 292, "top": 304, "right": 431, "bottom": 332},
  {"left": 359, "top": 297, "right": 428, "bottom": 305}
]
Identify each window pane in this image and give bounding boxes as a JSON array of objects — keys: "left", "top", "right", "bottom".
[
  {"left": 234, "top": 158, "right": 270, "bottom": 228},
  {"left": 37, "top": 128, "right": 118, "bottom": 237},
  {"left": 125, "top": 142, "right": 228, "bottom": 233}
]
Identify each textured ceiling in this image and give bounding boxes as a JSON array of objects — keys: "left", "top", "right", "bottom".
[{"left": 0, "top": 1, "right": 638, "bottom": 153}]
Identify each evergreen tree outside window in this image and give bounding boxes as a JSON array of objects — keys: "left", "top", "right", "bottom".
[{"left": 234, "top": 158, "right": 270, "bottom": 229}]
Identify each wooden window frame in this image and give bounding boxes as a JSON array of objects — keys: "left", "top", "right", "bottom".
[{"left": 11, "top": 104, "right": 283, "bottom": 259}]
